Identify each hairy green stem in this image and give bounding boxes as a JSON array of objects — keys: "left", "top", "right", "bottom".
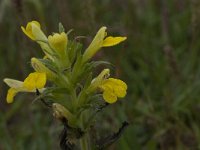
[
  {"left": 80, "top": 133, "right": 90, "bottom": 150},
  {"left": 80, "top": 111, "right": 90, "bottom": 150}
]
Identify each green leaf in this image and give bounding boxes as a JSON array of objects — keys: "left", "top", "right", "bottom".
[
  {"left": 58, "top": 22, "right": 65, "bottom": 33},
  {"left": 45, "top": 87, "right": 71, "bottom": 95},
  {"left": 90, "top": 60, "right": 113, "bottom": 68},
  {"left": 66, "top": 29, "right": 74, "bottom": 35},
  {"left": 39, "top": 58, "right": 59, "bottom": 73},
  {"left": 84, "top": 72, "right": 93, "bottom": 89},
  {"left": 67, "top": 40, "right": 83, "bottom": 64}
]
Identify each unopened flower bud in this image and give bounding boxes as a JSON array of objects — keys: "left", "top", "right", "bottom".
[
  {"left": 31, "top": 57, "right": 55, "bottom": 80},
  {"left": 48, "top": 32, "right": 68, "bottom": 56}
]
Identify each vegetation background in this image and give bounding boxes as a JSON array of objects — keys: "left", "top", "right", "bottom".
[{"left": 0, "top": 0, "right": 200, "bottom": 149}]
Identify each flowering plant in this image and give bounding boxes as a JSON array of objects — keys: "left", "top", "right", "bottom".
[{"left": 4, "top": 21, "right": 128, "bottom": 150}]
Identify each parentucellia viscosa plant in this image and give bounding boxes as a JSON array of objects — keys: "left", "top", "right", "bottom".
[{"left": 3, "top": 21, "right": 128, "bottom": 150}]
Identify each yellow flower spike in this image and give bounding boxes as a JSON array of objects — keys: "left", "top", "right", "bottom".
[
  {"left": 31, "top": 57, "right": 55, "bottom": 80},
  {"left": 99, "top": 78, "right": 127, "bottom": 103},
  {"left": 87, "top": 68, "right": 127, "bottom": 103},
  {"left": 83, "top": 26, "right": 126, "bottom": 62},
  {"left": 21, "top": 21, "right": 47, "bottom": 41},
  {"left": 48, "top": 32, "right": 68, "bottom": 55},
  {"left": 23, "top": 72, "right": 46, "bottom": 91}
]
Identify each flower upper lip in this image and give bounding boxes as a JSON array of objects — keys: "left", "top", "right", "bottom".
[{"left": 21, "top": 21, "right": 47, "bottom": 41}]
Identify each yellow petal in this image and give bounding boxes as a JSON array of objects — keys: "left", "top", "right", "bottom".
[
  {"left": 21, "top": 21, "right": 41, "bottom": 40},
  {"left": 31, "top": 21, "right": 40, "bottom": 27},
  {"left": 31, "top": 23, "right": 47, "bottom": 41},
  {"left": 108, "top": 78, "right": 127, "bottom": 90},
  {"left": 23, "top": 72, "right": 46, "bottom": 90},
  {"left": 103, "top": 90, "right": 117, "bottom": 103},
  {"left": 106, "top": 78, "right": 127, "bottom": 98},
  {"left": 102, "top": 36, "right": 127, "bottom": 47},
  {"left": 6, "top": 88, "right": 18, "bottom": 103},
  {"left": 99, "top": 81, "right": 113, "bottom": 91},
  {"left": 100, "top": 78, "right": 127, "bottom": 101},
  {"left": 35, "top": 73, "right": 46, "bottom": 89},
  {"left": 21, "top": 26, "right": 34, "bottom": 40},
  {"left": 3, "top": 78, "right": 23, "bottom": 89},
  {"left": 100, "top": 82, "right": 118, "bottom": 103},
  {"left": 21, "top": 21, "right": 47, "bottom": 41},
  {"left": 114, "top": 86, "right": 127, "bottom": 98}
]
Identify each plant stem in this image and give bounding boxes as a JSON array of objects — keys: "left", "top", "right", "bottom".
[
  {"left": 80, "top": 111, "right": 90, "bottom": 150},
  {"left": 80, "top": 133, "right": 90, "bottom": 150}
]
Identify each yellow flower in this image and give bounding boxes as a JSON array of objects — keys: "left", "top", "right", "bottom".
[
  {"left": 4, "top": 72, "right": 46, "bottom": 103},
  {"left": 99, "top": 78, "right": 127, "bottom": 103},
  {"left": 21, "top": 21, "right": 55, "bottom": 60},
  {"left": 83, "top": 26, "right": 127, "bottom": 62},
  {"left": 21, "top": 21, "right": 47, "bottom": 41},
  {"left": 48, "top": 32, "right": 68, "bottom": 54},
  {"left": 88, "top": 69, "right": 127, "bottom": 103}
]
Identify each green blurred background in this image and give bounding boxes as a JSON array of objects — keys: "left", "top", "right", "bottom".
[{"left": 1, "top": 0, "right": 200, "bottom": 149}]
